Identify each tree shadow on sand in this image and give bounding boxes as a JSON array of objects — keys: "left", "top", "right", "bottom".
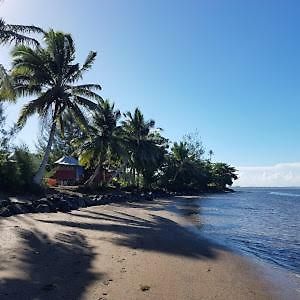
[
  {"left": 0, "top": 228, "right": 102, "bottom": 300},
  {"left": 38, "top": 209, "right": 220, "bottom": 260}
]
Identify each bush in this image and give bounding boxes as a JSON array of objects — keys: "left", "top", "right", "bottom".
[{"left": 0, "top": 146, "right": 42, "bottom": 194}]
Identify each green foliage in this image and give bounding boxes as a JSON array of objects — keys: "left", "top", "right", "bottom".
[
  {"left": 157, "top": 138, "right": 238, "bottom": 192},
  {"left": 0, "top": 19, "right": 239, "bottom": 193},
  {"left": 182, "top": 131, "right": 205, "bottom": 160},
  {"left": 76, "top": 99, "right": 123, "bottom": 186},
  {"left": 209, "top": 163, "right": 238, "bottom": 190},
  {"left": 121, "top": 108, "right": 168, "bottom": 187},
  {"left": 0, "top": 17, "right": 43, "bottom": 46},
  {"left": 158, "top": 141, "right": 210, "bottom": 191},
  {"left": 0, "top": 146, "right": 40, "bottom": 193},
  {"left": 8, "top": 29, "right": 102, "bottom": 184},
  {"left": 36, "top": 111, "right": 82, "bottom": 171}
]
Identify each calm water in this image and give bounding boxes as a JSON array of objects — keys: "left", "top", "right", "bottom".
[{"left": 193, "top": 188, "right": 300, "bottom": 274}]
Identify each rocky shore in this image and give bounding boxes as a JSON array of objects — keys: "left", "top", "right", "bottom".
[{"left": 0, "top": 191, "right": 159, "bottom": 217}]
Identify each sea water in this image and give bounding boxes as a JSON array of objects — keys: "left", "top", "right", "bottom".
[{"left": 197, "top": 187, "right": 299, "bottom": 275}]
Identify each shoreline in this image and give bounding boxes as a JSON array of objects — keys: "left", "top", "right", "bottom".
[
  {"left": 173, "top": 195, "right": 300, "bottom": 299},
  {"left": 0, "top": 197, "right": 287, "bottom": 299}
]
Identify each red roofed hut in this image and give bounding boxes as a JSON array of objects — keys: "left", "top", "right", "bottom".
[{"left": 50, "top": 156, "right": 84, "bottom": 186}]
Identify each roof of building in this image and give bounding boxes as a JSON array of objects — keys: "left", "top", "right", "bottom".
[{"left": 54, "top": 156, "right": 80, "bottom": 166}]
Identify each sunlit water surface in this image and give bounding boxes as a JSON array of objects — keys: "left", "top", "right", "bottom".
[{"left": 186, "top": 188, "right": 300, "bottom": 275}]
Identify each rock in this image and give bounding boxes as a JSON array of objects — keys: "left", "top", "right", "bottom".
[
  {"left": 11, "top": 203, "right": 30, "bottom": 215},
  {"left": 34, "top": 198, "right": 56, "bottom": 213},
  {"left": 0, "top": 207, "right": 11, "bottom": 217},
  {"left": 47, "top": 194, "right": 63, "bottom": 206},
  {"left": 95, "top": 196, "right": 104, "bottom": 205},
  {"left": 57, "top": 200, "right": 71, "bottom": 212},
  {"left": 110, "top": 195, "right": 118, "bottom": 202},
  {"left": 76, "top": 197, "right": 86, "bottom": 208},
  {"left": 0, "top": 200, "right": 10, "bottom": 208},
  {"left": 35, "top": 204, "right": 51, "bottom": 213},
  {"left": 145, "top": 192, "right": 153, "bottom": 201},
  {"left": 66, "top": 198, "right": 79, "bottom": 210},
  {"left": 83, "top": 197, "right": 94, "bottom": 207}
]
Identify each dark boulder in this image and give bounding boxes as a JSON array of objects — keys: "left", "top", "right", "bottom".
[
  {"left": 66, "top": 198, "right": 79, "bottom": 210},
  {"left": 11, "top": 203, "right": 31, "bottom": 215},
  {"left": 145, "top": 192, "right": 154, "bottom": 201},
  {"left": 34, "top": 198, "right": 56, "bottom": 213},
  {"left": 95, "top": 195, "right": 104, "bottom": 205},
  {"left": 0, "top": 200, "right": 10, "bottom": 208},
  {"left": 0, "top": 207, "right": 12, "bottom": 217},
  {"left": 35, "top": 204, "right": 51, "bottom": 213},
  {"left": 57, "top": 200, "right": 71, "bottom": 212},
  {"left": 83, "top": 197, "right": 94, "bottom": 207},
  {"left": 76, "top": 197, "right": 86, "bottom": 208},
  {"left": 47, "top": 194, "right": 64, "bottom": 206}
]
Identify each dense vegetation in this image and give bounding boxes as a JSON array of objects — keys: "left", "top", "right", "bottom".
[{"left": 0, "top": 19, "right": 238, "bottom": 195}]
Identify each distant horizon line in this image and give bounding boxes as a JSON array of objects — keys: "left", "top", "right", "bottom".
[{"left": 232, "top": 186, "right": 300, "bottom": 188}]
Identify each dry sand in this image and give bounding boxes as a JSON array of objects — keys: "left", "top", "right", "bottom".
[{"left": 0, "top": 198, "right": 283, "bottom": 300}]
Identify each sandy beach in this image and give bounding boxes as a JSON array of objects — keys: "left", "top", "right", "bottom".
[{"left": 0, "top": 197, "right": 281, "bottom": 300}]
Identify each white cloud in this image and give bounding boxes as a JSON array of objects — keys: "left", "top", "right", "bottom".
[{"left": 234, "top": 162, "right": 300, "bottom": 187}]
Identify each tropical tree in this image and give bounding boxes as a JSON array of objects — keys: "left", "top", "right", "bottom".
[
  {"left": 210, "top": 163, "right": 238, "bottom": 190},
  {"left": 9, "top": 30, "right": 102, "bottom": 184},
  {"left": 171, "top": 141, "right": 191, "bottom": 182},
  {"left": 76, "top": 99, "right": 123, "bottom": 186},
  {"left": 182, "top": 131, "right": 205, "bottom": 160},
  {"left": 0, "top": 18, "right": 43, "bottom": 101},
  {"left": 0, "top": 18, "right": 43, "bottom": 46},
  {"left": 36, "top": 110, "right": 83, "bottom": 171},
  {"left": 208, "top": 149, "right": 214, "bottom": 161},
  {"left": 121, "top": 108, "right": 164, "bottom": 187},
  {"left": 158, "top": 140, "right": 211, "bottom": 191}
]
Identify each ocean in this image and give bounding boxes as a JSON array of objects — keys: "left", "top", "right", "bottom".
[{"left": 184, "top": 188, "right": 300, "bottom": 275}]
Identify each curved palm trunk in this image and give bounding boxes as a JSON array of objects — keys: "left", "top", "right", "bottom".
[
  {"left": 173, "top": 163, "right": 182, "bottom": 182},
  {"left": 85, "top": 164, "right": 101, "bottom": 186},
  {"left": 33, "top": 119, "right": 57, "bottom": 185}
]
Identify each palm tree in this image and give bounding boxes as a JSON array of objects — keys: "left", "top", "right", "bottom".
[
  {"left": 211, "top": 163, "right": 238, "bottom": 189},
  {"left": 122, "top": 108, "right": 162, "bottom": 187},
  {"left": 9, "top": 30, "right": 102, "bottom": 184},
  {"left": 208, "top": 149, "right": 214, "bottom": 161},
  {"left": 76, "top": 99, "right": 123, "bottom": 186},
  {"left": 0, "top": 18, "right": 43, "bottom": 101},
  {"left": 171, "top": 141, "right": 191, "bottom": 182},
  {"left": 0, "top": 18, "right": 43, "bottom": 46}
]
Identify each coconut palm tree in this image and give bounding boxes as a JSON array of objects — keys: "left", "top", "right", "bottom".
[
  {"left": 76, "top": 99, "right": 124, "bottom": 186},
  {"left": 171, "top": 141, "right": 191, "bottom": 182},
  {"left": 9, "top": 30, "right": 102, "bottom": 184},
  {"left": 0, "top": 18, "right": 43, "bottom": 101},
  {"left": 121, "top": 108, "right": 162, "bottom": 187},
  {"left": 0, "top": 17, "right": 43, "bottom": 46},
  {"left": 211, "top": 163, "right": 238, "bottom": 189},
  {"left": 208, "top": 149, "right": 214, "bottom": 161}
]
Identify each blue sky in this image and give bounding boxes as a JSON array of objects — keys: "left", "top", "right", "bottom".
[{"left": 1, "top": 0, "right": 300, "bottom": 185}]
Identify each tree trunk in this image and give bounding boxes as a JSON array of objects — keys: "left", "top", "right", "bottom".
[
  {"left": 33, "top": 119, "right": 57, "bottom": 185},
  {"left": 133, "top": 168, "right": 136, "bottom": 186},
  {"left": 137, "top": 171, "right": 140, "bottom": 189},
  {"left": 85, "top": 164, "right": 101, "bottom": 187}
]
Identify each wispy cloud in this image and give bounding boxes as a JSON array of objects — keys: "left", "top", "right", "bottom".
[{"left": 234, "top": 162, "right": 300, "bottom": 187}]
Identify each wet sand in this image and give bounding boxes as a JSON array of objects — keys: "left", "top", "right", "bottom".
[{"left": 0, "top": 198, "right": 282, "bottom": 299}]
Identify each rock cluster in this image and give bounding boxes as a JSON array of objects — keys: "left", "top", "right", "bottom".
[{"left": 0, "top": 192, "right": 159, "bottom": 218}]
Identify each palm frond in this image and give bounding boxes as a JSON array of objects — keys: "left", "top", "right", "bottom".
[
  {"left": 0, "top": 18, "right": 43, "bottom": 46},
  {"left": 17, "top": 94, "right": 50, "bottom": 127},
  {"left": 0, "top": 65, "right": 16, "bottom": 101},
  {"left": 68, "top": 51, "right": 97, "bottom": 82},
  {"left": 74, "top": 96, "right": 98, "bottom": 110},
  {"left": 72, "top": 86, "right": 103, "bottom": 101},
  {"left": 67, "top": 101, "right": 89, "bottom": 129}
]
